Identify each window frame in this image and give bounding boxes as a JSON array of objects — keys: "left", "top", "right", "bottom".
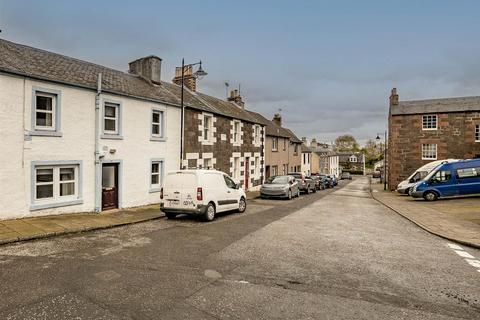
[
  {"left": 475, "top": 124, "right": 480, "bottom": 142},
  {"left": 254, "top": 156, "right": 260, "bottom": 176},
  {"left": 30, "top": 160, "right": 83, "bottom": 211},
  {"left": 203, "top": 115, "right": 212, "bottom": 142},
  {"left": 233, "top": 120, "right": 241, "bottom": 143},
  {"left": 254, "top": 125, "right": 261, "bottom": 144},
  {"left": 101, "top": 99, "right": 123, "bottom": 140},
  {"left": 422, "top": 115, "right": 438, "bottom": 131},
  {"left": 30, "top": 87, "right": 62, "bottom": 137},
  {"left": 272, "top": 137, "right": 278, "bottom": 151},
  {"left": 422, "top": 143, "right": 437, "bottom": 160},
  {"left": 149, "top": 159, "right": 164, "bottom": 192},
  {"left": 233, "top": 157, "right": 240, "bottom": 179},
  {"left": 151, "top": 107, "right": 166, "bottom": 141}
]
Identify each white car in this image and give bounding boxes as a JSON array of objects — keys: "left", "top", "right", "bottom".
[{"left": 160, "top": 170, "right": 247, "bottom": 221}]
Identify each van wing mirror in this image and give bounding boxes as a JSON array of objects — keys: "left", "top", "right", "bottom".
[{"left": 235, "top": 183, "right": 241, "bottom": 189}]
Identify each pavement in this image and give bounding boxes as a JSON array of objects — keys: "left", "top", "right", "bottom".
[
  {"left": 370, "top": 180, "right": 480, "bottom": 249},
  {"left": 0, "top": 177, "right": 479, "bottom": 319}
]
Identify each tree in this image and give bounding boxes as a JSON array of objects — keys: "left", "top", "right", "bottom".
[
  {"left": 335, "top": 134, "right": 359, "bottom": 151},
  {"left": 362, "top": 139, "right": 384, "bottom": 169}
]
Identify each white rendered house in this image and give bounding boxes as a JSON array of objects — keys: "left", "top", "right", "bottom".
[{"left": 0, "top": 39, "right": 182, "bottom": 220}]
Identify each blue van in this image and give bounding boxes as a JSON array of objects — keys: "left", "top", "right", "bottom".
[{"left": 411, "top": 159, "right": 480, "bottom": 201}]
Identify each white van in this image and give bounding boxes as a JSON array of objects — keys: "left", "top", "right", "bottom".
[
  {"left": 160, "top": 170, "right": 247, "bottom": 221},
  {"left": 396, "top": 159, "right": 458, "bottom": 195}
]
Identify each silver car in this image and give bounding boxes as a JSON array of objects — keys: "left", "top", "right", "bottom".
[{"left": 260, "top": 175, "right": 300, "bottom": 200}]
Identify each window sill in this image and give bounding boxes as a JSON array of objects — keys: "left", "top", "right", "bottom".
[
  {"left": 101, "top": 134, "right": 123, "bottom": 140},
  {"left": 149, "top": 187, "right": 161, "bottom": 193},
  {"left": 30, "top": 199, "right": 83, "bottom": 211},
  {"left": 28, "top": 131, "right": 63, "bottom": 137},
  {"left": 422, "top": 158, "right": 437, "bottom": 161},
  {"left": 422, "top": 128, "right": 438, "bottom": 131},
  {"left": 150, "top": 136, "right": 167, "bottom": 142}
]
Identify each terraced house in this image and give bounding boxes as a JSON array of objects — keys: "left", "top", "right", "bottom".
[
  {"left": 171, "top": 67, "right": 267, "bottom": 191},
  {"left": 388, "top": 88, "right": 480, "bottom": 190}
]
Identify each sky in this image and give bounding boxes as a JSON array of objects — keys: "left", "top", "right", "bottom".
[{"left": 1, "top": 0, "right": 480, "bottom": 145}]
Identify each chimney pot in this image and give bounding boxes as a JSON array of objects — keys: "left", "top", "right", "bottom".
[
  {"left": 129, "top": 56, "right": 162, "bottom": 84},
  {"left": 228, "top": 89, "right": 245, "bottom": 109}
]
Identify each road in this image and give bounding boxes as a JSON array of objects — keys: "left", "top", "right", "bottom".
[{"left": 0, "top": 177, "right": 479, "bottom": 319}]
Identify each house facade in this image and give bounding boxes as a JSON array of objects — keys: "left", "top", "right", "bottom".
[
  {"left": 338, "top": 152, "right": 365, "bottom": 175},
  {"left": 171, "top": 69, "right": 266, "bottom": 191},
  {"left": 301, "top": 143, "right": 312, "bottom": 176},
  {"left": 284, "top": 128, "right": 302, "bottom": 172},
  {"left": 387, "top": 88, "right": 480, "bottom": 190},
  {"left": 0, "top": 39, "right": 182, "bottom": 219}
]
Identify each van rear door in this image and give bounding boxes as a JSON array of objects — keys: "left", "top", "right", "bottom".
[{"left": 164, "top": 172, "right": 198, "bottom": 210}]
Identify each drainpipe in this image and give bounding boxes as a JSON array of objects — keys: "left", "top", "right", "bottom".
[{"left": 94, "top": 73, "right": 102, "bottom": 212}]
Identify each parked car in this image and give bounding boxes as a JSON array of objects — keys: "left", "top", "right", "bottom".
[
  {"left": 340, "top": 172, "right": 352, "bottom": 180},
  {"left": 260, "top": 175, "right": 300, "bottom": 199},
  {"left": 372, "top": 171, "right": 381, "bottom": 178},
  {"left": 309, "top": 175, "right": 322, "bottom": 190},
  {"left": 288, "top": 172, "right": 316, "bottom": 194},
  {"left": 411, "top": 159, "right": 480, "bottom": 201},
  {"left": 160, "top": 170, "right": 246, "bottom": 221},
  {"left": 396, "top": 159, "right": 458, "bottom": 195}
]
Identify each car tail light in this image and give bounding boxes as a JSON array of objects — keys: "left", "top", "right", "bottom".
[
  {"left": 160, "top": 187, "right": 163, "bottom": 199},
  {"left": 197, "top": 187, "right": 203, "bottom": 201}
]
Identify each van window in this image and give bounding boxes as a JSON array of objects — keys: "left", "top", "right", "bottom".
[
  {"left": 431, "top": 170, "right": 451, "bottom": 183},
  {"left": 165, "top": 173, "right": 196, "bottom": 188},
  {"left": 457, "top": 167, "right": 480, "bottom": 179},
  {"left": 201, "top": 173, "right": 223, "bottom": 186},
  {"left": 223, "top": 175, "right": 236, "bottom": 189}
]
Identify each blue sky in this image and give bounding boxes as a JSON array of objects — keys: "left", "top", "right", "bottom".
[{"left": 1, "top": 0, "right": 480, "bottom": 144}]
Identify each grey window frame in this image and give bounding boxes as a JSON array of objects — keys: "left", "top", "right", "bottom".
[
  {"left": 30, "top": 160, "right": 83, "bottom": 211},
  {"left": 30, "top": 87, "right": 62, "bottom": 137},
  {"left": 101, "top": 99, "right": 123, "bottom": 140},
  {"left": 151, "top": 107, "right": 166, "bottom": 141},
  {"left": 149, "top": 159, "right": 164, "bottom": 192}
]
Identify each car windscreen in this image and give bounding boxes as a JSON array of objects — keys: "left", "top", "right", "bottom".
[{"left": 266, "top": 176, "right": 289, "bottom": 184}]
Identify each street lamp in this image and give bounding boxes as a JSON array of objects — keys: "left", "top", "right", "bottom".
[
  {"left": 179, "top": 59, "right": 208, "bottom": 169},
  {"left": 375, "top": 131, "right": 387, "bottom": 190}
]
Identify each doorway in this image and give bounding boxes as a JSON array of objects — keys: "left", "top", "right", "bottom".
[
  {"left": 102, "top": 163, "right": 118, "bottom": 210},
  {"left": 244, "top": 157, "right": 250, "bottom": 189}
]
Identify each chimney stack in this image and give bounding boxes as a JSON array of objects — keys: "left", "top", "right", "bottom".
[
  {"left": 129, "top": 56, "right": 162, "bottom": 84},
  {"left": 311, "top": 138, "right": 317, "bottom": 147},
  {"left": 389, "top": 88, "right": 399, "bottom": 106},
  {"left": 272, "top": 113, "right": 282, "bottom": 127},
  {"left": 227, "top": 89, "right": 245, "bottom": 109},
  {"left": 172, "top": 65, "right": 197, "bottom": 91},
  {"left": 301, "top": 137, "right": 307, "bottom": 144}
]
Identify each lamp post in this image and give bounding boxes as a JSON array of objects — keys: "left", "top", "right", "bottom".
[
  {"left": 179, "top": 59, "right": 207, "bottom": 169},
  {"left": 376, "top": 131, "right": 387, "bottom": 190}
]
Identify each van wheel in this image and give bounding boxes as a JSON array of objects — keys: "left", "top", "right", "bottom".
[
  {"left": 238, "top": 197, "right": 247, "bottom": 213},
  {"left": 203, "top": 203, "right": 216, "bottom": 221},
  {"left": 165, "top": 212, "right": 176, "bottom": 219},
  {"left": 423, "top": 191, "right": 438, "bottom": 201}
]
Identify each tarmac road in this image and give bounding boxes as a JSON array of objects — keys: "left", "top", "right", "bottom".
[{"left": 0, "top": 177, "right": 478, "bottom": 319}]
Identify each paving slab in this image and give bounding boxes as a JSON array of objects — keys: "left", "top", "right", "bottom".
[{"left": 371, "top": 181, "right": 480, "bottom": 249}]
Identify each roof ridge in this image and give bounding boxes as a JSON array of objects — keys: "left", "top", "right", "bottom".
[{"left": 401, "top": 95, "right": 480, "bottom": 103}]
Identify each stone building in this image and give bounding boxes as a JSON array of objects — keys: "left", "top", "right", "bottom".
[
  {"left": 171, "top": 69, "right": 266, "bottom": 191},
  {"left": 338, "top": 152, "right": 366, "bottom": 175},
  {"left": 387, "top": 88, "right": 480, "bottom": 190},
  {"left": 247, "top": 112, "right": 302, "bottom": 178}
]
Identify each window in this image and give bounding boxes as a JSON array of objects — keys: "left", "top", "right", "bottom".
[
  {"left": 233, "top": 121, "right": 241, "bottom": 143},
  {"left": 457, "top": 167, "right": 480, "bottom": 179},
  {"left": 254, "top": 157, "right": 260, "bottom": 176},
  {"left": 294, "top": 143, "right": 298, "bottom": 154},
  {"left": 151, "top": 109, "right": 165, "bottom": 139},
  {"left": 476, "top": 124, "right": 480, "bottom": 142},
  {"left": 271, "top": 165, "right": 278, "bottom": 176},
  {"left": 422, "top": 115, "right": 437, "bottom": 130},
  {"left": 204, "top": 115, "right": 212, "bottom": 141},
  {"left": 233, "top": 157, "right": 240, "bottom": 179},
  {"left": 203, "top": 158, "right": 212, "bottom": 169},
  {"left": 224, "top": 175, "right": 237, "bottom": 189},
  {"left": 431, "top": 170, "right": 451, "bottom": 183},
  {"left": 150, "top": 160, "right": 164, "bottom": 192},
  {"left": 35, "top": 92, "right": 56, "bottom": 130},
  {"left": 283, "top": 164, "right": 287, "bottom": 175},
  {"left": 103, "top": 102, "right": 121, "bottom": 137},
  {"left": 32, "top": 162, "right": 82, "bottom": 210},
  {"left": 283, "top": 138, "right": 287, "bottom": 151},
  {"left": 422, "top": 144, "right": 437, "bottom": 160},
  {"left": 272, "top": 137, "right": 278, "bottom": 151},
  {"left": 254, "top": 125, "right": 261, "bottom": 144},
  {"left": 349, "top": 156, "right": 357, "bottom": 163}
]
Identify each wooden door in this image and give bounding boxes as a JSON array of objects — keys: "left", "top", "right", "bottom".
[
  {"left": 102, "top": 164, "right": 118, "bottom": 210},
  {"left": 244, "top": 157, "right": 250, "bottom": 189}
]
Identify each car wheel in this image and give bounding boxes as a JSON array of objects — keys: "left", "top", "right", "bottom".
[
  {"left": 306, "top": 187, "right": 310, "bottom": 194},
  {"left": 423, "top": 191, "right": 438, "bottom": 201},
  {"left": 405, "top": 188, "right": 411, "bottom": 196},
  {"left": 297, "top": 188, "right": 300, "bottom": 197},
  {"left": 287, "top": 189, "right": 292, "bottom": 200},
  {"left": 203, "top": 202, "right": 216, "bottom": 221},
  {"left": 165, "top": 212, "right": 176, "bottom": 219},
  {"left": 238, "top": 197, "right": 247, "bottom": 213},
  {"left": 312, "top": 185, "right": 317, "bottom": 193}
]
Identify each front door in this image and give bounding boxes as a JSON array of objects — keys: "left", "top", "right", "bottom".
[
  {"left": 245, "top": 157, "right": 250, "bottom": 190},
  {"left": 102, "top": 163, "right": 118, "bottom": 210}
]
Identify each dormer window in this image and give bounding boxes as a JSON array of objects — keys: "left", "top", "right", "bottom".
[{"left": 349, "top": 155, "right": 357, "bottom": 162}]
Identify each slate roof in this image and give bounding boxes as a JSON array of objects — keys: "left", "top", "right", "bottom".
[
  {"left": 391, "top": 96, "right": 480, "bottom": 116},
  {"left": 0, "top": 38, "right": 261, "bottom": 124},
  {"left": 337, "top": 152, "right": 365, "bottom": 163},
  {"left": 246, "top": 111, "right": 293, "bottom": 138},
  {"left": 301, "top": 144, "right": 311, "bottom": 152},
  {"left": 283, "top": 128, "right": 302, "bottom": 144}
]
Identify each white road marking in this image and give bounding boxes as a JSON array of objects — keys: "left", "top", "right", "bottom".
[
  {"left": 447, "top": 243, "right": 464, "bottom": 250},
  {"left": 465, "top": 259, "right": 480, "bottom": 268},
  {"left": 454, "top": 250, "right": 475, "bottom": 259}
]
